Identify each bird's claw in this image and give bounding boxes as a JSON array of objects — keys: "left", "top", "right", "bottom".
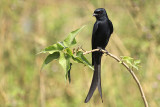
[
  {"left": 99, "top": 49, "right": 103, "bottom": 52},
  {"left": 97, "top": 47, "right": 103, "bottom": 52},
  {"left": 104, "top": 49, "right": 109, "bottom": 54}
]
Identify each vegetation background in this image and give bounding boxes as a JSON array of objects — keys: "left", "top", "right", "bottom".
[{"left": 0, "top": 0, "right": 160, "bottom": 107}]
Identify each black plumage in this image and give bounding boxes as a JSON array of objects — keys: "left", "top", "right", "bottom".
[{"left": 85, "top": 8, "right": 113, "bottom": 103}]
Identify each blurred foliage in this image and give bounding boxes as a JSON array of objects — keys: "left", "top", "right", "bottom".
[
  {"left": 0, "top": 0, "right": 160, "bottom": 107},
  {"left": 120, "top": 56, "right": 141, "bottom": 70}
]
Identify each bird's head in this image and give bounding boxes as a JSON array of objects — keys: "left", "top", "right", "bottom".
[{"left": 93, "top": 8, "right": 108, "bottom": 20}]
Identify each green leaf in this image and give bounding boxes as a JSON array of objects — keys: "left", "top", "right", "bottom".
[
  {"left": 71, "top": 38, "right": 77, "bottom": 45},
  {"left": 39, "top": 42, "right": 65, "bottom": 54},
  {"left": 38, "top": 25, "right": 85, "bottom": 55},
  {"left": 119, "top": 61, "right": 122, "bottom": 64},
  {"left": 41, "top": 52, "right": 60, "bottom": 71},
  {"left": 63, "top": 25, "right": 86, "bottom": 47},
  {"left": 134, "top": 60, "right": 141, "bottom": 65},
  {"left": 66, "top": 63, "right": 72, "bottom": 83},
  {"left": 73, "top": 51, "right": 93, "bottom": 70},
  {"left": 65, "top": 48, "right": 73, "bottom": 56},
  {"left": 132, "top": 65, "right": 139, "bottom": 70},
  {"left": 121, "top": 56, "right": 141, "bottom": 70},
  {"left": 121, "top": 56, "right": 133, "bottom": 61},
  {"left": 59, "top": 52, "right": 71, "bottom": 79},
  {"left": 121, "top": 56, "right": 134, "bottom": 66},
  {"left": 126, "top": 60, "right": 133, "bottom": 66},
  {"left": 72, "top": 55, "right": 83, "bottom": 63},
  {"left": 133, "top": 60, "right": 141, "bottom": 70}
]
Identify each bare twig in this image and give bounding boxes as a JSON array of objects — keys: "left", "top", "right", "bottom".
[
  {"left": 80, "top": 46, "right": 86, "bottom": 52},
  {"left": 83, "top": 49, "right": 148, "bottom": 107}
]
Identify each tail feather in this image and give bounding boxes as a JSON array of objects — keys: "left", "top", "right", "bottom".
[
  {"left": 85, "top": 53, "right": 103, "bottom": 103},
  {"left": 85, "top": 67, "right": 98, "bottom": 103},
  {"left": 97, "top": 62, "right": 103, "bottom": 102}
]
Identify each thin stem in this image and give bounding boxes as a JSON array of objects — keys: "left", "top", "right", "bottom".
[{"left": 83, "top": 49, "right": 148, "bottom": 107}]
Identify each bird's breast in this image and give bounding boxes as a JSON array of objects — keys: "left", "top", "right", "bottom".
[{"left": 94, "top": 21, "right": 110, "bottom": 49}]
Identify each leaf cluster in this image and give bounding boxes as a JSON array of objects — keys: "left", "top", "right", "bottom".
[
  {"left": 39, "top": 26, "right": 93, "bottom": 83},
  {"left": 120, "top": 56, "right": 141, "bottom": 70}
]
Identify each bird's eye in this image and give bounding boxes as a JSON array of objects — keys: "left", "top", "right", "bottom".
[{"left": 97, "top": 11, "right": 102, "bottom": 14}]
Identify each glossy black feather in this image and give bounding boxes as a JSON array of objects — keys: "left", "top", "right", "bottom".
[{"left": 85, "top": 8, "right": 113, "bottom": 103}]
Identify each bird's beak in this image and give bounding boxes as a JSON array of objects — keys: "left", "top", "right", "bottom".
[{"left": 93, "top": 13, "right": 97, "bottom": 16}]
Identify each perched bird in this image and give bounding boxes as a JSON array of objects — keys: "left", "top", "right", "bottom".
[{"left": 85, "top": 8, "right": 113, "bottom": 103}]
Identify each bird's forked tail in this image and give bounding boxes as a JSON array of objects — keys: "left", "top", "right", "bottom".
[{"left": 85, "top": 53, "right": 103, "bottom": 103}]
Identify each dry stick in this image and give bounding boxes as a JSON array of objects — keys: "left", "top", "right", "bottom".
[{"left": 83, "top": 49, "right": 148, "bottom": 107}]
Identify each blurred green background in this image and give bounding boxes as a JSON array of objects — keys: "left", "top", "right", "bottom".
[{"left": 0, "top": 0, "right": 160, "bottom": 107}]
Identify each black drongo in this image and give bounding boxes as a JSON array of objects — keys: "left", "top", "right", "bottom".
[{"left": 85, "top": 8, "right": 113, "bottom": 103}]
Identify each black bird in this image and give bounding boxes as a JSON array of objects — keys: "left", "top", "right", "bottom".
[{"left": 85, "top": 8, "right": 113, "bottom": 103}]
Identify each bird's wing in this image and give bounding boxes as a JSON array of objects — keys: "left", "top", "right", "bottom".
[
  {"left": 92, "top": 22, "right": 99, "bottom": 65},
  {"left": 108, "top": 19, "right": 113, "bottom": 35},
  {"left": 92, "top": 22, "right": 99, "bottom": 49}
]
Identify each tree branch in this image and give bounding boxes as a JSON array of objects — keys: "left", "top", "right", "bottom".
[{"left": 83, "top": 49, "right": 148, "bottom": 107}]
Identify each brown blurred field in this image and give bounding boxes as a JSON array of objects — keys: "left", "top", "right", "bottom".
[{"left": 0, "top": 0, "right": 160, "bottom": 107}]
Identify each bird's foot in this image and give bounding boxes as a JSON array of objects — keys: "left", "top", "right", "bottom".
[
  {"left": 97, "top": 47, "right": 103, "bottom": 52},
  {"left": 104, "top": 49, "right": 109, "bottom": 55}
]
